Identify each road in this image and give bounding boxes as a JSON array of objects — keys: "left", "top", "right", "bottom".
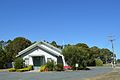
[
  {"left": 0, "top": 67, "right": 112, "bottom": 80},
  {"left": 89, "top": 67, "right": 120, "bottom": 80}
]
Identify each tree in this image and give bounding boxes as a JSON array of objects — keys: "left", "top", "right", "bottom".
[
  {"left": 117, "top": 59, "right": 120, "bottom": 63},
  {"left": 75, "top": 43, "right": 89, "bottom": 48},
  {"left": 14, "top": 58, "right": 24, "bottom": 69},
  {"left": 50, "top": 41, "right": 58, "bottom": 47},
  {"left": 0, "top": 47, "right": 7, "bottom": 68},
  {"left": 90, "top": 46, "right": 100, "bottom": 58},
  {"left": 62, "top": 45, "right": 89, "bottom": 69},
  {"left": 50, "top": 41, "right": 63, "bottom": 49},
  {"left": 0, "top": 40, "right": 11, "bottom": 69},
  {"left": 87, "top": 46, "right": 101, "bottom": 66},
  {"left": 100, "top": 48, "right": 113, "bottom": 64},
  {"left": 5, "top": 37, "right": 32, "bottom": 62}
]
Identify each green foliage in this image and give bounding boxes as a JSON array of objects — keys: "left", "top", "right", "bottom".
[
  {"left": 16, "top": 68, "right": 30, "bottom": 72},
  {"left": 27, "top": 65, "right": 33, "bottom": 70},
  {"left": 99, "top": 48, "right": 113, "bottom": 64},
  {"left": 77, "top": 65, "right": 90, "bottom": 70},
  {"left": 16, "top": 65, "right": 33, "bottom": 72},
  {"left": 50, "top": 41, "right": 58, "bottom": 47},
  {"left": 62, "top": 44, "right": 90, "bottom": 69},
  {"left": 50, "top": 41, "right": 62, "bottom": 49},
  {"left": 88, "top": 46, "right": 100, "bottom": 66},
  {"left": 0, "top": 37, "right": 114, "bottom": 69},
  {"left": 76, "top": 43, "right": 89, "bottom": 48},
  {"left": 40, "top": 65, "right": 47, "bottom": 72},
  {"left": 14, "top": 58, "right": 24, "bottom": 69},
  {"left": 88, "top": 47, "right": 113, "bottom": 66},
  {"left": 46, "top": 60, "right": 55, "bottom": 71},
  {"left": 40, "top": 63, "right": 64, "bottom": 72},
  {"left": 90, "top": 46, "right": 100, "bottom": 58},
  {"left": 9, "top": 65, "right": 33, "bottom": 72},
  {"left": 117, "top": 59, "right": 120, "bottom": 63},
  {"left": 0, "top": 49, "right": 7, "bottom": 68},
  {"left": 95, "top": 59, "right": 103, "bottom": 66},
  {"left": 5, "top": 37, "right": 32, "bottom": 62},
  {"left": 55, "top": 63, "right": 64, "bottom": 71},
  {"left": 8, "top": 68, "right": 16, "bottom": 72}
]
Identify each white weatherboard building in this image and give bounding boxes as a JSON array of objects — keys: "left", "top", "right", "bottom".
[{"left": 16, "top": 41, "right": 66, "bottom": 70}]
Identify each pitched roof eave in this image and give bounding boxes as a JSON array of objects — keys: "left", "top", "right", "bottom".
[{"left": 16, "top": 41, "right": 62, "bottom": 57}]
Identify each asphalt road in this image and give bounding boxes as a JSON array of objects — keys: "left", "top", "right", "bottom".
[
  {"left": 89, "top": 67, "right": 120, "bottom": 80},
  {"left": 0, "top": 67, "right": 113, "bottom": 80}
]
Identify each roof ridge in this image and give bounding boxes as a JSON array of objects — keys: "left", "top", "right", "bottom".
[
  {"left": 16, "top": 41, "right": 62, "bottom": 57},
  {"left": 41, "top": 41, "right": 62, "bottom": 53}
]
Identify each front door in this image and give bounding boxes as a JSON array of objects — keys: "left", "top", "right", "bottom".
[{"left": 32, "top": 56, "right": 45, "bottom": 70}]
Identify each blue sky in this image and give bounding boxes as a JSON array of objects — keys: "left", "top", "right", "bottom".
[{"left": 0, "top": 0, "right": 120, "bottom": 58}]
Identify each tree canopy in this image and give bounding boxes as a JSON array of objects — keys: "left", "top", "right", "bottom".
[
  {"left": 5, "top": 37, "right": 32, "bottom": 62},
  {"left": 0, "top": 37, "right": 114, "bottom": 69},
  {"left": 62, "top": 43, "right": 113, "bottom": 67}
]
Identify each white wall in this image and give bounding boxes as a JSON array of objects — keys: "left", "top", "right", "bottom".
[{"left": 23, "top": 47, "right": 57, "bottom": 66}]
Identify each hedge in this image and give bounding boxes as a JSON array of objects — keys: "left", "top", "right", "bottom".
[
  {"left": 8, "top": 68, "right": 16, "bottom": 72},
  {"left": 9, "top": 65, "right": 33, "bottom": 72}
]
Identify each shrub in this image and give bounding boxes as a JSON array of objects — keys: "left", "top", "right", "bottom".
[
  {"left": 46, "top": 60, "right": 55, "bottom": 71},
  {"left": 8, "top": 68, "right": 16, "bottom": 72},
  {"left": 55, "top": 63, "right": 64, "bottom": 71},
  {"left": 16, "top": 69, "right": 24, "bottom": 72},
  {"left": 16, "top": 65, "right": 33, "bottom": 72},
  {"left": 28, "top": 65, "right": 33, "bottom": 70},
  {"left": 16, "top": 68, "right": 30, "bottom": 72},
  {"left": 40, "top": 65, "right": 47, "bottom": 72},
  {"left": 95, "top": 59, "right": 103, "bottom": 66},
  {"left": 14, "top": 58, "right": 24, "bottom": 69}
]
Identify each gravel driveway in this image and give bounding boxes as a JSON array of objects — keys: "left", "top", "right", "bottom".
[{"left": 0, "top": 67, "right": 112, "bottom": 80}]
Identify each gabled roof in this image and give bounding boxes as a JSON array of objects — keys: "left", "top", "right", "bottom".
[{"left": 16, "top": 41, "right": 62, "bottom": 57}]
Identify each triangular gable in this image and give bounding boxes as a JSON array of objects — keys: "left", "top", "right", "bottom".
[{"left": 16, "top": 41, "right": 62, "bottom": 57}]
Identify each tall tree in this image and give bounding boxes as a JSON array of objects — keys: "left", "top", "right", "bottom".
[
  {"left": 62, "top": 45, "right": 89, "bottom": 68},
  {"left": 0, "top": 45, "right": 7, "bottom": 68},
  {"left": 100, "top": 48, "right": 113, "bottom": 64},
  {"left": 75, "top": 43, "right": 89, "bottom": 48},
  {"left": 5, "top": 37, "right": 32, "bottom": 62},
  {"left": 90, "top": 46, "right": 100, "bottom": 58}
]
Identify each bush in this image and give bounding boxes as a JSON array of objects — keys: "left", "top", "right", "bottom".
[
  {"left": 8, "top": 65, "right": 33, "bottom": 72},
  {"left": 8, "top": 68, "right": 16, "bottom": 72},
  {"left": 16, "top": 68, "right": 30, "bottom": 72},
  {"left": 14, "top": 58, "right": 24, "bottom": 69},
  {"left": 27, "top": 65, "right": 33, "bottom": 70},
  {"left": 40, "top": 65, "right": 47, "bottom": 72},
  {"left": 16, "top": 65, "right": 33, "bottom": 72},
  {"left": 95, "top": 59, "right": 103, "bottom": 66},
  {"left": 46, "top": 60, "right": 55, "bottom": 71},
  {"left": 55, "top": 63, "right": 64, "bottom": 71}
]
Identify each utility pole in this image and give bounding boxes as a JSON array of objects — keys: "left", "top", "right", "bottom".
[
  {"left": 108, "top": 36, "right": 116, "bottom": 68},
  {"left": 62, "top": 40, "right": 65, "bottom": 49}
]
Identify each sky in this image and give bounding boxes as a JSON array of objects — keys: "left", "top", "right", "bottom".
[{"left": 0, "top": 0, "right": 120, "bottom": 59}]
